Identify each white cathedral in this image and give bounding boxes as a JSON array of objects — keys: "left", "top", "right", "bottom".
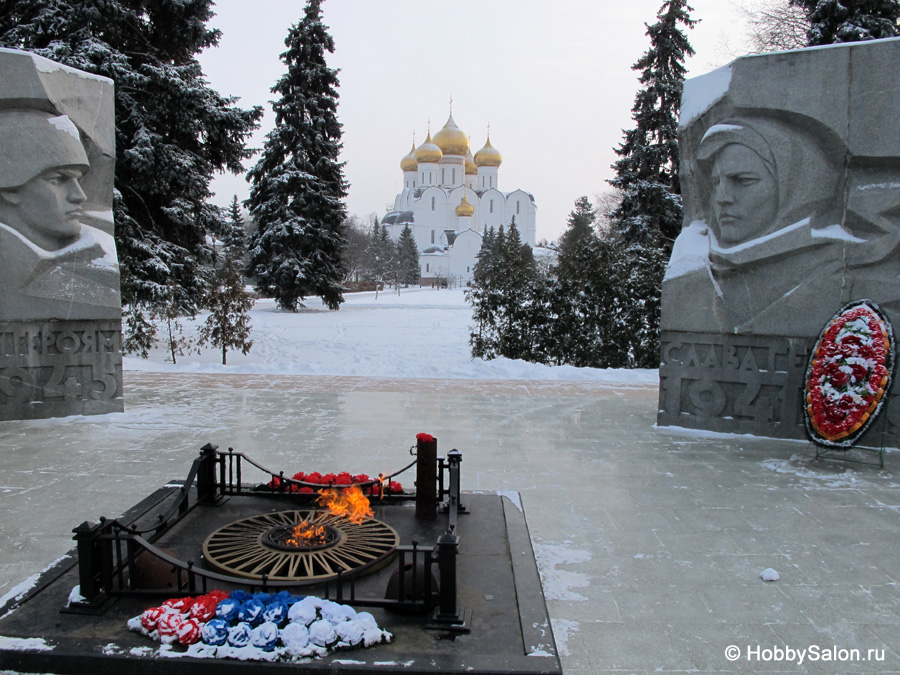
[{"left": 382, "top": 112, "right": 537, "bottom": 285}]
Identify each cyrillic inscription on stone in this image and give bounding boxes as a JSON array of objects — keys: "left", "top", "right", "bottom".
[
  {"left": 0, "top": 321, "right": 123, "bottom": 419},
  {"left": 658, "top": 333, "right": 807, "bottom": 436},
  {"left": 659, "top": 331, "right": 900, "bottom": 445}
]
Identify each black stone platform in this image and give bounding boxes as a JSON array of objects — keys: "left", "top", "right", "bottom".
[{"left": 0, "top": 485, "right": 560, "bottom": 675}]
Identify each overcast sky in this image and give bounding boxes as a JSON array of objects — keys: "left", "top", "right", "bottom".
[{"left": 197, "top": 0, "right": 756, "bottom": 242}]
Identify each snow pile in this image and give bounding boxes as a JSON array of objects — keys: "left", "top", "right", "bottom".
[
  {"left": 124, "top": 288, "right": 658, "bottom": 385},
  {"left": 760, "top": 568, "right": 780, "bottom": 582},
  {"left": 127, "top": 590, "right": 391, "bottom": 662}
]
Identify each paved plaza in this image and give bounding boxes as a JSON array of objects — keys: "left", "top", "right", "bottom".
[{"left": 1, "top": 372, "right": 899, "bottom": 673}]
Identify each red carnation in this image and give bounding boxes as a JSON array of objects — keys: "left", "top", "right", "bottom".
[{"left": 189, "top": 595, "right": 218, "bottom": 622}]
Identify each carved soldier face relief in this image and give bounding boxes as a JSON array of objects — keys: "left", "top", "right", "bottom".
[
  {"left": 708, "top": 143, "right": 778, "bottom": 247},
  {"left": 0, "top": 166, "right": 87, "bottom": 250}
]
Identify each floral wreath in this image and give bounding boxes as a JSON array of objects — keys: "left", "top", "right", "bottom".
[{"left": 804, "top": 300, "right": 895, "bottom": 448}]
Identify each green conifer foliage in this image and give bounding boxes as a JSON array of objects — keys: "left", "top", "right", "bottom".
[
  {"left": 467, "top": 218, "right": 539, "bottom": 361},
  {"left": 199, "top": 256, "right": 254, "bottom": 365},
  {"left": 223, "top": 195, "right": 247, "bottom": 263},
  {"left": 557, "top": 196, "right": 597, "bottom": 257},
  {"left": 790, "top": 0, "right": 900, "bottom": 45},
  {"left": 396, "top": 224, "right": 421, "bottom": 286},
  {"left": 246, "top": 0, "right": 347, "bottom": 311},
  {"left": 609, "top": 0, "right": 696, "bottom": 252}
]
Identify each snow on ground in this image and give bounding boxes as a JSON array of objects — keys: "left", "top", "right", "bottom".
[{"left": 125, "top": 287, "right": 658, "bottom": 385}]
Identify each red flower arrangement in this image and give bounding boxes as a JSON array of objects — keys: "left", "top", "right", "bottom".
[
  {"left": 266, "top": 471, "right": 402, "bottom": 496},
  {"left": 805, "top": 301, "right": 894, "bottom": 447}
]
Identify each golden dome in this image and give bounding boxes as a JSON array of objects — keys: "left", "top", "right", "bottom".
[
  {"left": 455, "top": 193, "right": 475, "bottom": 217},
  {"left": 474, "top": 134, "right": 502, "bottom": 168},
  {"left": 400, "top": 141, "right": 418, "bottom": 172},
  {"left": 433, "top": 114, "right": 469, "bottom": 157},
  {"left": 465, "top": 149, "right": 477, "bottom": 175},
  {"left": 415, "top": 131, "right": 442, "bottom": 164}
]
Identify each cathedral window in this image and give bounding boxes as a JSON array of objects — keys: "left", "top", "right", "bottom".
[
  {"left": 489, "top": 200, "right": 493, "bottom": 214},
  {"left": 516, "top": 201, "right": 520, "bottom": 215},
  {"left": 431, "top": 230, "right": 435, "bottom": 244},
  {"left": 452, "top": 168, "right": 456, "bottom": 183},
  {"left": 431, "top": 196, "right": 435, "bottom": 210}
]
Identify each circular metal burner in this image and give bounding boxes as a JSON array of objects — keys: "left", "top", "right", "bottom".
[
  {"left": 202, "top": 510, "right": 399, "bottom": 583},
  {"left": 260, "top": 522, "right": 342, "bottom": 552}
]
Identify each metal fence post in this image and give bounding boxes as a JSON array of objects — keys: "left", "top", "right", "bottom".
[
  {"left": 426, "top": 526, "right": 471, "bottom": 632},
  {"left": 415, "top": 435, "right": 438, "bottom": 520},
  {"left": 197, "top": 442, "right": 219, "bottom": 503}
]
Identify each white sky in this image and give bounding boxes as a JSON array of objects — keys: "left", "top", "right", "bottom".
[{"left": 197, "top": 0, "right": 754, "bottom": 242}]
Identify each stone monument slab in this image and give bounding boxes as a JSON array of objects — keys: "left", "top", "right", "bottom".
[
  {"left": 0, "top": 48, "right": 122, "bottom": 420},
  {"left": 659, "top": 38, "right": 900, "bottom": 447}
]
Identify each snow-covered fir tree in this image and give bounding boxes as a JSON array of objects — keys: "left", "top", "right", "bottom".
[
  {"left": 468, "top": 226, "right": 503, "bottom": 359},
  {"left": 557, "top": 196, "right": 597, "bottom": 257},
  {"left": 467, "top": 218, "right": 540, "bottom": 361},
  {"left": 550, "top": 229, "right": 629, "bottom": 369},
  {"left": 0, "top": 0, "right": 262, "bottom": 312},
  {"left": 609, "top": 0, "right": 695, "bottom": 252},
  {"left": 603, "top": 0, "right": 696, "bottom": 368},
  {"left": 396, "top": 224, "right": 420, "bottom": 286},
  {"left": 223, "top": 195, "right": 247, "bottom": 263},
  {"left": 246, "top": 0, "right": 348, "bottom": 311},
  {"left": 790, "top": 0, "right": 900, "bottom": 45},
  {"left": 368, "top": 220, "right": 395, "bottom": 295},
  {"left": 199, "top": 256, "right": 254, "bottom": 365}
]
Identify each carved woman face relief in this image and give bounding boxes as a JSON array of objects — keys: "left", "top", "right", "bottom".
[{"left": 709, "top": 143, "right": 778, "bottom": 246}]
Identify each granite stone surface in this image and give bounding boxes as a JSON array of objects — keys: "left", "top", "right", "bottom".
[
  {"left": 660, "top": 38, "right": 900, "bottom": 446},
  {"left": 0, "top": 49, "right": 122, "bottom": 420}
]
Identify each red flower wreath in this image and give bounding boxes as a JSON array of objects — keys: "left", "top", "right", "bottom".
[{"left": 804, "top": 301, "right": 894, "bottom": 447}]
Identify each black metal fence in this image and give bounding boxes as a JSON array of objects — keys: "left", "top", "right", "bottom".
[{"left": 68, "top": 442, "right": 469, "bottom": 631}]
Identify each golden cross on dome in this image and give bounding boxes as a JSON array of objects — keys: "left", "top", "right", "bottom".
[{"left": 449, "top": 95, "right": 453, "bottom": 114}]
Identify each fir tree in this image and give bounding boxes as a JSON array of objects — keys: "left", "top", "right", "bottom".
[
  {"left": 154, "top": 280, "right": 197, "bottom": 364},
  {"left": 468, "top": 226, "right": 502, "bottom": 359},
  {"left": 496, "top": 218, "right": 538, "bottom": 360},
  {"left": 609, "top": 0, "right": 696, "bottom": 252},
  {"left": 0, "top": 0, "right": 263, "bottom": 310},
  {"left": 790, "top": 0, "right": 900, "bottom": 45},
  {"left": 247, "top": 0, "right": 348, "bottom": 311},
  {"left": 600, "top": 0, "right": 696, "bottom": 369},
  {"left": 466, "top": 218, "right": 539, "bottom": 361},
  {"left": 619, "top": 243, "right": 667, "bottom": 368},
  {"left": 557, "top": 196, "right": 597, "bottom": 257},
  {"left": 396, "top": 224, "right": 421, "bottom": 286},
  {"left": 198, "top": 256, "right": 254, "bottom": 365},
  {"left": 368, "top": 220, "right": 395, "bottom": 296},
  {"left": 223, "top": 195, "right": 247, "bottom": 263}
]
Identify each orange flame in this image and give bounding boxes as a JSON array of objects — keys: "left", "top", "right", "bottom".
[
  {"left": 317, "top": 485, "right": 373, "bottom": 524},
  {"left": 285, "top": 520, "right": 326, "bottom": 547}
]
